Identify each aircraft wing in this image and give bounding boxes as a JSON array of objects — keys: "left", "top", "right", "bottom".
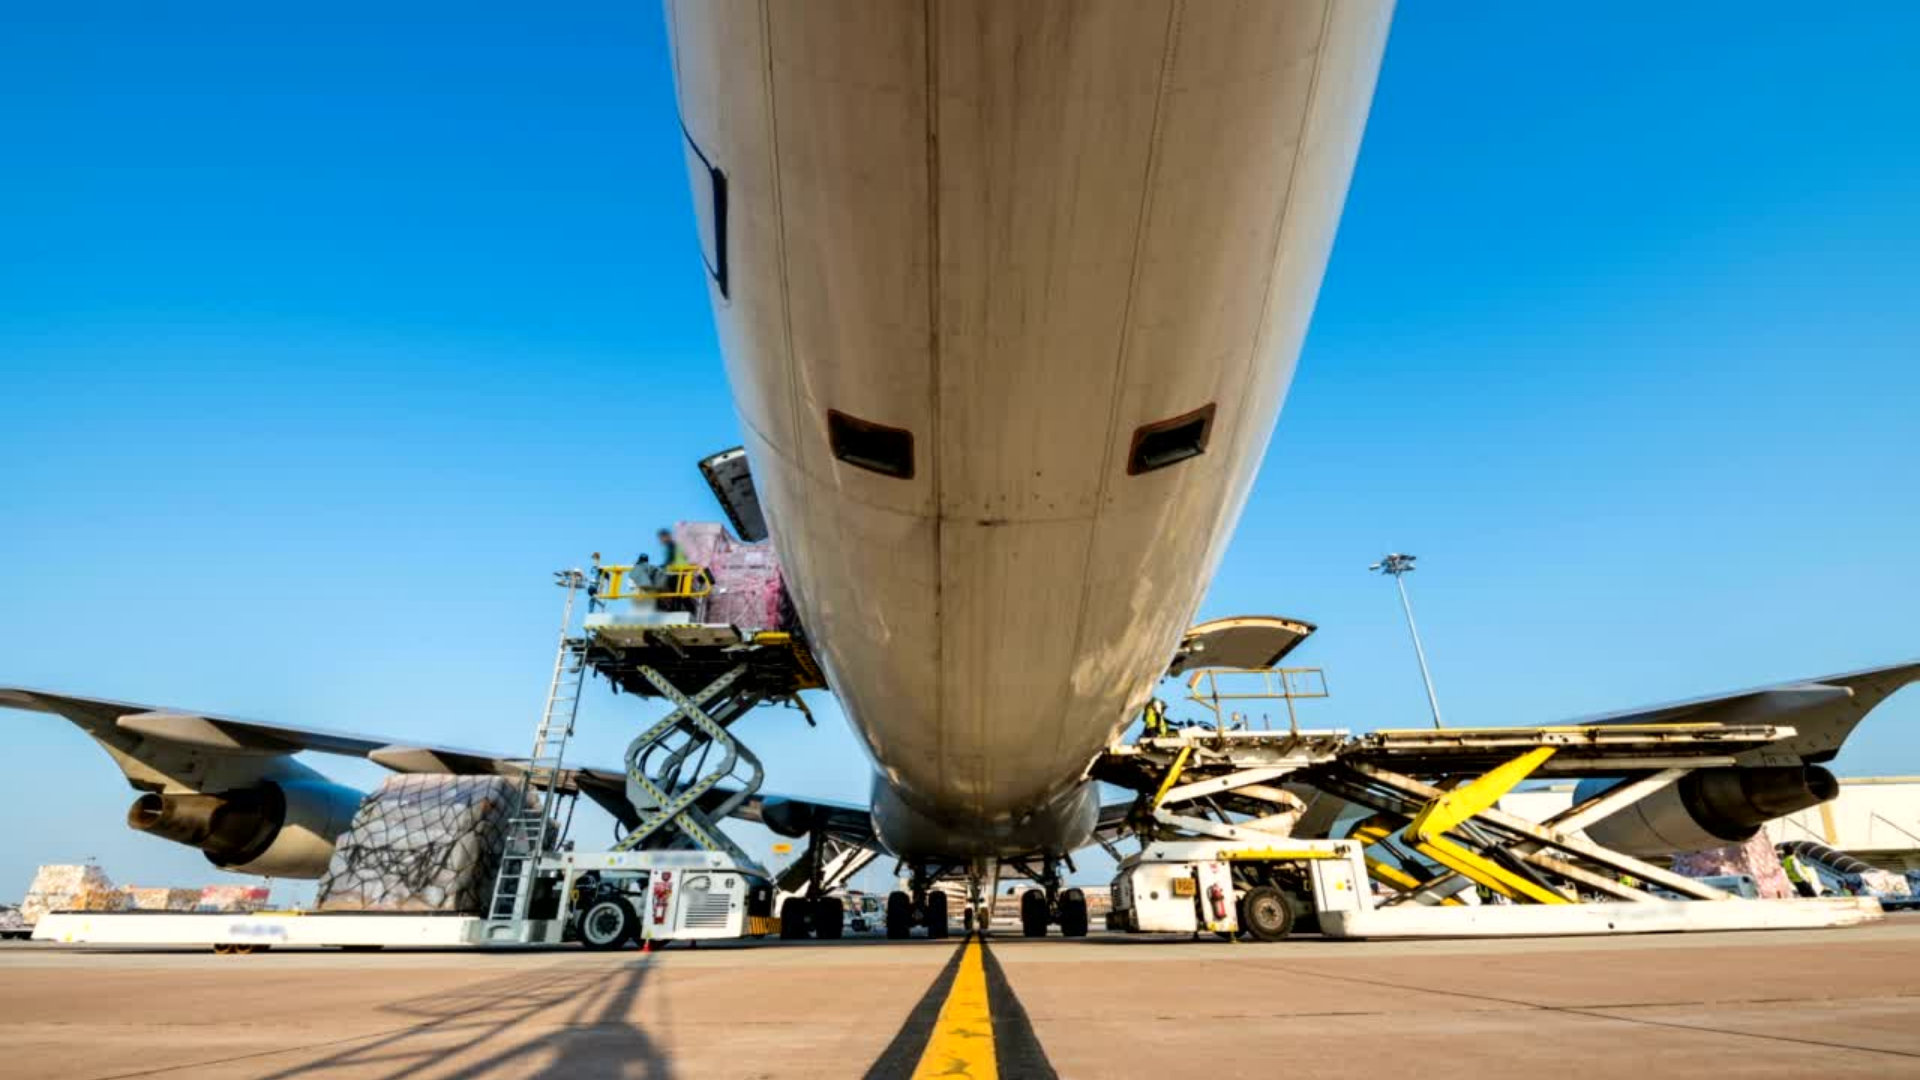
[
  {"left": 1567, "top": 659, "right": 1920, "bottom": 765},
  {"left": 0, "top": 686, "right": 867, "bottom": 846},
  {"left": 1, "top": 685, "right": 541, "bottom": 792}
]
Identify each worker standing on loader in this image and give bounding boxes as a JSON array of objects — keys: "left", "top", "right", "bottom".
[
  {"left": 1782, "top": 850, "right": 1818, "bottom": 898},
  {"left": 656, "top": 527, "right": 684, "bottom": 574},
  {"left": 1142, "top": 699, "right": 1171, "bottom": 738},
  {"left": 630, "top": 528, "right": 684, "bottom": 596}
]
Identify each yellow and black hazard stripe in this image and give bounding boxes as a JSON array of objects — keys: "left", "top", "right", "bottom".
[{"left": 864, "top": 933, "right": 1056, "bottom": 1080}]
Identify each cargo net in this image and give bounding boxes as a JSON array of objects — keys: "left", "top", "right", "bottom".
[
  {"left": 316, "top": 775, "right": 542, "bottom": 914},
  {"left": 675, "top": 521, "right": 794, "bottom": 631}
]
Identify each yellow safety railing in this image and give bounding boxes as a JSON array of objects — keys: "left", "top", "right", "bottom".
[{"left": 591, "top": 554, "right": 714, "bottom": 602}]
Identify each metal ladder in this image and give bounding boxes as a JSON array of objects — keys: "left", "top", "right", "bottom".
[
  {"left": 612, "top": 664, "right": 766, "bottom": 869},
  {"left": 486, "top": 569, "right": 591, "bottom": 927}
]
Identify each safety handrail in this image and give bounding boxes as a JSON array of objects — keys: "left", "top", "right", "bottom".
[
  {"left": 1184, "top": 666, "right": 1330, "bottom": 734},
  {"left": 591, "top": 556, "right": 714, "bottom": 602}
]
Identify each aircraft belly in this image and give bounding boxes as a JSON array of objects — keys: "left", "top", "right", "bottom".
[{"left": 668, "top": 2, "right": 1393, "bottom": 839}]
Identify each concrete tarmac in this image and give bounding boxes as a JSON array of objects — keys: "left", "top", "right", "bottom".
[{"left": 3, "top": 918, "right": 1919, "bottom": 1079}]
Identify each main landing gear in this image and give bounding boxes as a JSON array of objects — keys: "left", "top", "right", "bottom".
[
  {"left": 885, "top": 867, "right": 952, "bottom": 939},
  {"left": 778, "top": 894, "right": 846, "bottom": 940},
  {"left": 773, "top": 821, "right": 877, "bottom": 940},
  {"left": 1015, "top": 858, "right": 1088, "bottom": 938}
]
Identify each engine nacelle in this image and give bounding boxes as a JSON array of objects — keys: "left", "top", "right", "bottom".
[
  {"left": 759, "top": 797, "right": 828, "bottom": 839},
  {"left": 1575, "top": 766, "right": 1838, "bottom": 857},
  {"left": 127, "top": 778, "right": 362, "bottom": 879}
]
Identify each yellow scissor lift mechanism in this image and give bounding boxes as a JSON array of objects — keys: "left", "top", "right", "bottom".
[
  {"left": 1099, "top": 666, "right": 1884, "bottom": 939},
  {"left": 483, "top": 553, "right": 831, "bottom": 947},
  {"left": 479, "top": 552, "right": 833, "bottom": 949}
]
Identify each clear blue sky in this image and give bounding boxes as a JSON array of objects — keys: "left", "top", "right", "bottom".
[{"left": 3, "top": 3, "right": 1915, "bottom": 902}]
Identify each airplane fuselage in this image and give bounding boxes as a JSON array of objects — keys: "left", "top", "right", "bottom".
[{"left": 667, "top": 1, "right": 1394, "bottom": 858}]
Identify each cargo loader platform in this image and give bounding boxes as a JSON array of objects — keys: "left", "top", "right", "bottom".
[
  {"left": 1096, "top": 712, "right": 1885, "bottom": 940},
  {"left": 38, "top": 548, "right": 817, "bottom": 954}
]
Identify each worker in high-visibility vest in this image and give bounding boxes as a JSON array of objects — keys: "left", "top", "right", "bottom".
[
  {"left": 657, "top": 528, "right": 685, "bottom": 571},
  {"left": 1782, "top": 850, "right": 1818, "bottom": 898},
  {"left": 1142, "top": 699, "right": 1171, "bottom": 738}
]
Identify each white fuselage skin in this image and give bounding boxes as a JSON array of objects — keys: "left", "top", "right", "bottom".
[{"left": 666, "top": 1, "right": 1393, "bottom": 858}]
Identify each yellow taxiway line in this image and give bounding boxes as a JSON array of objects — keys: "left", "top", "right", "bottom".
[{"left": 910, "top": 934, "right": 997, "bottom": 1079}]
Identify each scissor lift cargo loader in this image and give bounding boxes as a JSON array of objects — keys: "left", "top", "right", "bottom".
[
  {"left": 1102, "top": 723, "right": 1884, "bottom": 940},
  {"left": 38, "top": 563, "right": 811, "bottom": 952}
]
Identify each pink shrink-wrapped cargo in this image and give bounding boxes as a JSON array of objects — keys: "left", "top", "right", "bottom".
[
  {"left": 675, "top": 521, "right": 792, "bottom": 632},
  {"left": 197, "top": 885, "right": 271, "bottom": 913},
  {"left": 123, "top": 887, "right": 203, "bottom": 912},
  {"left": 1670, "top": 833, "right": 1794, "bottom": 899}
]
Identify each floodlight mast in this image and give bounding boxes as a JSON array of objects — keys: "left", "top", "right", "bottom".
[{"left": 1370, "top": 552, "right": 1445, "bottom": 730}]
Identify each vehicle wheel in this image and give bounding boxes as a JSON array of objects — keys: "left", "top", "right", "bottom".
[
  {"left": 925, "top": 890, "right": 950, "bottom": 938},
  {"left": 779, "top": 896, "right": 812, "bottom": 940},
  {"left": 1058, "top": 889, "right": 1089, "bottom": 938},
  {"left": 1020, "top": 889, "right": 1049, "bottom": 938},
  {"left": 963, "top": 906, "right": 975, "bottom": 933},
  {"left": 1239, "top": 886, "right": 1294, "bottom": 942},
  {"left": 886, "top": 891, "right": 913, "bottom": 939},
  {"left": 580, "top": 895, "right": 637, "bottom": 951},
  {"left": 813, "top": 896, "right": 845, "bottom": 940}
]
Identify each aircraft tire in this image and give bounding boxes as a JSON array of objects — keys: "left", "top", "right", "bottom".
[
  {"left": 1020, "top": 889, "right": 1049, "bottom": 937},
  {"left": 1058, "top": 889, "right": 1089, "bottom": 938},
  {"left": 886, "top": 891, "right": 913, "bottom": 939},
  {"left": 925, "top": 890, "right": 950, "bottom": 938},
  {"left": 779, "top": 896, "right": 813, "bottom": 939},
  {"left": 813, "top": 895, "right": 845, "bottom": 940}
]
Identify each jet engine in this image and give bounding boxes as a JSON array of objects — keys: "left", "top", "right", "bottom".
[
  {"left": 127, "top": 778, "right": 362, "bottom": 879},
  {"left": 1574, "top": 766, "right": 1838, "bottom": 857}
]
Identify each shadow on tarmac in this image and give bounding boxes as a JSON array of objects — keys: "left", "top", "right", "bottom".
[{"left": 243, "top": 961, "right": 673, "bottom": 1080}]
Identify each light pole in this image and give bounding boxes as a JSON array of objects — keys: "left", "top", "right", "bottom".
[{"left": 1370, "top": 552, "right": 1445, "bottom": 729}]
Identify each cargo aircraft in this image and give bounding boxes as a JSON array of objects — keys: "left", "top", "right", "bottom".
[{"left": 8, "top": 2, "right": 1917, "bottom": 938}]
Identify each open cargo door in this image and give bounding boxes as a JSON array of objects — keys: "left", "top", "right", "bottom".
[
  {"left": 1168, "top": 616, "right": 1316, "bottom": 676},
  {"left": 699, "top": 447, "right": 769, "bottom": 542}
]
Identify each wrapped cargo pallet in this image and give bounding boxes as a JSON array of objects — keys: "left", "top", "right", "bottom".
[
  {"left": 1671, "top": 833, "right": 1794, "bottom": 899},
  {"left": 1852, "top": 867, "right": 1911, "bottom": 899},
  {"left": 21, "top": 864, "right": 126, "bottom": 924},
  {"left": 315, "top": 775, "right": 534, "bottom": 914},
  {"left": 122, "top": 887, "right": 203, "bottom": 912},
  {"left": 196, "top": 885, "right": 270, "bottom": 913},
  {"left": 675, "top": 521, "right": 792, "bottom": 631}
]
